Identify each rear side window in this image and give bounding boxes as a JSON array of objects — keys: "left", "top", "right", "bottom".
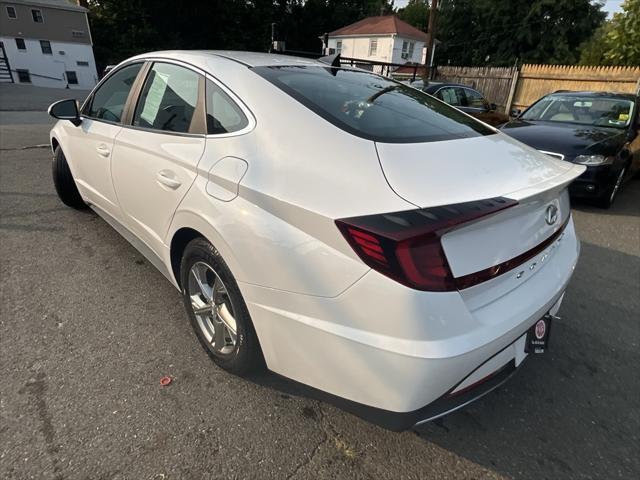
[
  {"left": 254, "top": 66, "right": 493, "bottom": 143},
  {"left": 87, "top": 63, "right": 142, "bottom": 123},
  {"left": 206, "top": 79, "right": 248, "bottom": 134},
  {"left": 133, "top": 62, "right": 200, "bottom": 133}
]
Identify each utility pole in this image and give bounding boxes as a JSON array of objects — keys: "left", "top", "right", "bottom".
[{"left": 424, "top": 0, "right": 438, "bottom": 81}]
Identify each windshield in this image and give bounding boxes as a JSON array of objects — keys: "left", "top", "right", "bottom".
[
  {"left": 521, "top": 95, "right": 634, "bottom": 129},
  {"left": 253, "top": 66, "right": 494, "bottom": 143}
]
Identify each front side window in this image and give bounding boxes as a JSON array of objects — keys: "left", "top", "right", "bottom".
[
  {"left": 254, "top": 66, "right": 493, "bottom": 143},
  {"left": 521, "top": 95, "right": 635, "bottom": 129},
  {"left": 16, "top": 69, "right": 30, "bottom": 83},
  {"left": 369, "top": 39, "right": 377, "bottom": 56},
  {"left": 6, "top": 6, "right": 16, "bottom": 18},
  {"left": 31, "top": 9, "right": 42, "bottom": 22},
  {"left": 66, "top": 71, "right": 78, "bottom": 85},
  {"left": 464, "top": 88, "right": 486, "bottom": 109},
  {"left": 206, "top": 79, "right": 248, "bottom": 135},
  {"left": 133, "top": 62, "right": 200, "bottom": 133},
  {"left": 87, "top": 63, "right": 142, "bottom": 123},
  {"left": 40, "top": 40, "right": 52, "bottom": 54},
  {"left": 15, "top": 38, "right": 25, "bottom": 50}
]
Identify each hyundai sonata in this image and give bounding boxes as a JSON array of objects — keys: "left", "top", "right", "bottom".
[{"left": 48, "top": 51, "right": 584, "bottom": 430}]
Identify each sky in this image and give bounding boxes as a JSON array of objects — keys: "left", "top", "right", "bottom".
[{"left": 393, "top": 0, "right": 625, "bottom": 18}]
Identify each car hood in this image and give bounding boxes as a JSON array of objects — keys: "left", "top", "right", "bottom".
[
  {"left": 500, "top": 120, "right": 625, "bottom": 158},
  {"left": 375, "top": 132, "right": 585, "bottom": 208}
]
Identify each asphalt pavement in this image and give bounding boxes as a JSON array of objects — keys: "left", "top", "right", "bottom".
[{"left": 1, "top": 86, "right": 638, "bottom": 480}]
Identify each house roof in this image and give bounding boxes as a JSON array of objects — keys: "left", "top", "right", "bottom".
[{"left": 328, "top": 15, "right": 429, "bottom": 42}]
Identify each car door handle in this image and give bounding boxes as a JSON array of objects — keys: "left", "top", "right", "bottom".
[
  {"left": 96, "top": 145, "right": 110, "bottom": 157},
  {"left": 156, "top": 170, "right": 182, "bottom": 189}
]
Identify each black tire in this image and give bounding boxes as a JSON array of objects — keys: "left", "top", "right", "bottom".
[
  {"left": 180, "top": 237, "right": 263, "bottom": 375},
  {"left": 52, "top": 146, "right": 87, "bottom": 209},
  {"left": 595, "top": 164, "right": 627, "bottom": 209}
]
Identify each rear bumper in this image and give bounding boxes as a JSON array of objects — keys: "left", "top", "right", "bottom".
[{"left": 240, "top": 218, "right": 579, "bottom": 429}]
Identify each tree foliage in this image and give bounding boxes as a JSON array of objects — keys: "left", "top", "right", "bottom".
[
  {"left": 87, "top": 0, "right": 615, "bottom": 71},
  {"left": 580, "top": 0, "right": 640, "bottom": 65},
  {"left": 435, "top": 0, "right": 606, "bottom": 66},
  {"left": 397, "top": 0, "right": 429, "bottom": 32},
  {"left": 88, "top": 0, "right": 395, "bottom": 70}
]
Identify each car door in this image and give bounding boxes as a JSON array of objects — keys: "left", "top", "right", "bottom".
[
  {"left": 110, "top": 61, "right": 206, "bottom": 256},
  {"left": 68, "top": 62, "right": 144, "bottom": 218}
]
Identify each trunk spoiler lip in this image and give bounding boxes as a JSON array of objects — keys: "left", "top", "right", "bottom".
[{"left": 502, "top": 163, "right": 586, "bottom": 202}]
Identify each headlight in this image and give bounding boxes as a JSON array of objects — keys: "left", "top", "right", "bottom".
[{"left": 573, "top": 154, "right": 612, "bottom": 165}]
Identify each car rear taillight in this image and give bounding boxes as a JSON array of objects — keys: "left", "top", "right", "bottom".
[{"left": 336, "top": 197, "right": 518, "bottom": 291}]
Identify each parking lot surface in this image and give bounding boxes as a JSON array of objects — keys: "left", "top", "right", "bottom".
[{"left": 1, "top": 85, "right": 638, "bottom": 479}]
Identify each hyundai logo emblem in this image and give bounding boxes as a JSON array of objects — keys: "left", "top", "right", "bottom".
[{"left": 545, "top": 205, "right": 558, "bottom": 225}]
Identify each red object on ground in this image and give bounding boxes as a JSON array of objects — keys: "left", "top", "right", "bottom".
[{"left": 159, "top": 375, "right": 172, "bottom": 386}]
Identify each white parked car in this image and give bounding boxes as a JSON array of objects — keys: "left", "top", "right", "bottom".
[{"left": 48, "top": 51, "right": 585, "bottom": 431}]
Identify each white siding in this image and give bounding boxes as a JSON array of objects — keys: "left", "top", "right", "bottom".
[
  {"left": 390, "top": 36, "right": 425, "bottom": 64},
  {"left": 328, "top": 35, "right": 395, "bottom": 63},
  {"left": 1, "top": 36, "right": 97, "bottom": 88}
]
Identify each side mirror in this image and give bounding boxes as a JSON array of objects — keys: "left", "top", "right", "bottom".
[
  {"left": 510, "top": 107, "right": 522, "bottom": 118},
  {"left": 48, "top": 99, "right": 81, "bottom": 126}
]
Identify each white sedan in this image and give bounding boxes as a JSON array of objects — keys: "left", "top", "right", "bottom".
[{"left": 48, "top": 51, "right": 585, "bottom": 430}]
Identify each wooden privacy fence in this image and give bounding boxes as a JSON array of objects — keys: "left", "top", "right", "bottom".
[
  {"left": 511, "top": 64, "right": 640, "bottom": 111},
  {"left": 434, "top": 64, "right": 640, "bottom": 113},
  {"left": 434, "top": 66, "right": 517, "bottom": 111}
]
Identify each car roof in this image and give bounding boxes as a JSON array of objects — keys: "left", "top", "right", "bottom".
[
  {"left": 547, "top": 90, "right": 637, "bottom": 101},
  {"left": 424, "top": 83, "right": 477, "bottom": 93},
  {"left": 131, "top": 50, "right": 327, "bottom": 68}
]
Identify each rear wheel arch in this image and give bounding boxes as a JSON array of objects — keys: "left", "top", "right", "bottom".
[{"left": 170, "top": 227, "right": 204, "bottom": 289}]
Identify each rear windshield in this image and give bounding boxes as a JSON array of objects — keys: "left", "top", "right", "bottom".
[{"left": 253, "top": 66, "right": 494, "bottom": 143}]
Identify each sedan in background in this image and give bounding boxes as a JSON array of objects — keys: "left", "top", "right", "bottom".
[
  {"left": 423, "top": 82, "right": 510, "bottom": 126},
  {"left": 502, "top": 91, "right": 640, "bottom": 207}
]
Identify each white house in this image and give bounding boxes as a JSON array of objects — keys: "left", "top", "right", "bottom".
[
  {"left": 0, "top": 0, "right": 98, "bottom": 89},
  {"left": 326, "top": 15, "right": 428, "bottom": 65}
]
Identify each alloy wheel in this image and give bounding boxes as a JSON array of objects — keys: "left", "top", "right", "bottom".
[{"left": 187, "top": 261, "right": 238, "bottom": 355}]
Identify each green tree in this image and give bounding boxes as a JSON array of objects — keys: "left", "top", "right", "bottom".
[
  {"left": 603, "top": 0, "right": 640, "bottom": 65},
  {"left": 397, "top": 0, "right": 429, "bottom": 31},
  {"left": 435, "top": 0, "right": 606, "bottom": 66}
]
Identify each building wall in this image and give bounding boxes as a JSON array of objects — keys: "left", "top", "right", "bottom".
[
  {"left": 1, "top": 35, "right": 97, "bottom": 88},
  {"left": 328, "top": 36, "right": 395, "bottom": 63},
  {"left": 0, "top": 1, "right": 97, "bottom": 88},
  {"left": 328, "top": 35, "right": 425, "bottom": 65},
  {"left": 0, "top": 1, "right": 92, "bottom": 44}
]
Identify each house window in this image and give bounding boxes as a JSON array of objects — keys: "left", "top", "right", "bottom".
[
  {"left": 15, "top": 38, "right": 26, "bottom": 50},
  {"left": 16, "top": 69, "right": 30, "bottom": 83},
  {"left": 368, "top": 39, "right": 377, "bottom": 57},
  {"left": 40, "top": 40, "right": 52, "bottom": 54},
  {"left": 77, "top": 61, "right": 89, "bottom": 67},
  {"left": 31, "top": 9, "right": 43, "bottom": 22},
  {"left": 66, "top": 71, "right": 78, "bottom": 85},
  {"left": 6, "top": 6, "right": 16, "bottom": 18},
  {"left": 71, "top": 30, "right": 85, "bottom": 38},
  {"left": 336, "top": 41, "right": 342, "bottom": 54},
  {"left": 408, "top": 42, "right": 415, "bottom": 58},
  {"left": 402, "top": 41, "right": 408, "bottom": 57}
]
